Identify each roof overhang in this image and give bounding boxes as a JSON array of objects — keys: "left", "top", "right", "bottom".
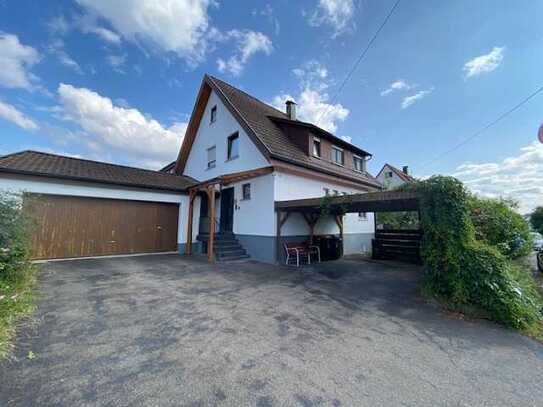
[{"left": 275, "top": 190, "right": 420, "bottom": 214}]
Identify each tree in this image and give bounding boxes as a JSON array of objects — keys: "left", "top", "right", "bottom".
[{"left": 530, "top": 206, "right": 543, "bottom": 235}]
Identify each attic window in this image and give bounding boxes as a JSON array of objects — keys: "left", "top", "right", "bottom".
[
  {"left": 386, "top": 171, "right": 393, "bottom": 178},
  {"left": 210, "top": 105, "right": 217, "bottom": 124},
  {"left": 227, "top": 132, "right": 239, "bottom": 160},
  {"left": 312, "top": 138, "right": 321, "bottom": 158},
  {"left": 331, "top": 146, "right": 344, "bottom": 166}
]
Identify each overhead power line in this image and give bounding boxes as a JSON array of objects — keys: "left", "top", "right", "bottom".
[
  {"left": 316, "top": 0, "right": 402, "bottom": 124},
  {"left": 419, "top": 84, "right": 543, "bottom": 170}
]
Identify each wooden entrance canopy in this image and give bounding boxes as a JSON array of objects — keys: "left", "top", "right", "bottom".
[
  {"left": 274, "top": 190, "right": 421, "bottom": 262},
  {"left": 185, "top": 166, "right": 274, "bottom": 262}
]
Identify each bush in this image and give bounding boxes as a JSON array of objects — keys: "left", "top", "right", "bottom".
[
  {"left": 468, "top": 196, "right": 533, "bottom": 259},
  {"left": 407, "top": 176, "right": 543, "bottom": 330},
  {"left": 376, "top": 211, "right": 419, "bottom": 230},
  {"left": 0, "top": 192, "right": 36, "bottom": 359},
  {"left": 531, "top": 207, "right": 543, "bottom": 235}
]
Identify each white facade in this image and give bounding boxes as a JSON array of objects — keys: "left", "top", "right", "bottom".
[
  {"left": 181, "top": 88, "right": 376, "bottom": 258},
  {"left": 184, "top": 90, "right": 269, "bottom": 182},
  {"left": 0, "top": 173, "right": 199, "bottom": 246},
  {"left": 274, "top": 171, "right": 374, "bottom": 237}
]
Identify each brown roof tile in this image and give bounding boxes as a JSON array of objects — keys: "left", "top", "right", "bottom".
[
  {"left": 0, "top": 151, "right": 196, "bottom": 192},
  {"left": 207, "top": 75, "right": 382, "bottom": 188}
]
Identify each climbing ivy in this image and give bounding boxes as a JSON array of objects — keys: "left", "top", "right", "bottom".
[{"left": 406, "top": 176, "right": 542, "bottom": 330}]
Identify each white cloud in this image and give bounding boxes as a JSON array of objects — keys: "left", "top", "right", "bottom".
[
  {"left": 401, "top": 89, "right": 433, "bottom": 109},
  {"left": 57, "top": 83, "right": 186, "bottom": 163},
  {"left": 0, "top": 100, "right": 39, "bottom": 131},
  {"left": 381, "top": 79, "right": 413, "bottom": 96},
  {"left": 48, "top": 14, "right": 122, "bottom": 45},
  {"left": 272, "top": 61, "right": 349, "bottom": 133},
  {"left": 463, "top": 46, "right": 505, "bottom": 78},
  {"left": 47, "top": 39, "right": 83, "bottom": 74},
  {"left": 0, "top": 33, "right": 40, "bottom": 90},
  {"left": 76, "top": 0, "right": 213, "bottom": 64},
  {"left": 453, "top": 142, "right": 543, "bottom": 214},
  {"left": 217, "top": 30, "right": 273, "bottom": 76},
  {"left": 106, "top": 54, "right": 127, "bottom": 73},
  {"left": 308, "top": 0, "right": 355, "bottom": 35}
]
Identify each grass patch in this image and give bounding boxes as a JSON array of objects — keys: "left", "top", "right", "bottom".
[{"left": 0, "top": 262, "right": 37, "bottom": 359}]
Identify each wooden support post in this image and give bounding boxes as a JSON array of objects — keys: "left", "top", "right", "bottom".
[
  {"left": 335, "top": 214, "right": 344, "bottom": 257},
  {"left": 275, "top": 211, "right": 291, "bottom": 263},
  {"left": 207, "top": 186, "right": 216, "bottom": 262},
  {"left": 302, "top": 213, "right": 319, "bottom": 245},
  {"left": 186, "top": 189, "right": 196, "bottom": 255}
]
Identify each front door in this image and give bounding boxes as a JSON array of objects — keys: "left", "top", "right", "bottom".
[{"left": 220, "top": 187, "right": 234, "bottom": 233}]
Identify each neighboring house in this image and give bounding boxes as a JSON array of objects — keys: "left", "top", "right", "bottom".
[
  {"left": 376, "top": 164, "right": 414, "bottom": 190},
  {"left": 0, "top": 74, "right": 382, "bottom": 263},
  {"left": 159, "top": 161, "right": 176, "bottom": 174}
]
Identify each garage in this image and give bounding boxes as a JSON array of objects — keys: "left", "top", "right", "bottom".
[
  {"left": 25, "top": 194, "right": 179, "bottom": 259},
  {"left": 0, "top": 150, "right": 197, "bottom": 260}
]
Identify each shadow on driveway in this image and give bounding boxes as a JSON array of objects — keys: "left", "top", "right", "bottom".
[{"left": 1, "top": 254, "right": 542, "bottom": 406}]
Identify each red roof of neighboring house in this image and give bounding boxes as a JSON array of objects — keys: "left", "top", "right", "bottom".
[{"left": 380, "top": 163, "right": 415, "bottom": 183}]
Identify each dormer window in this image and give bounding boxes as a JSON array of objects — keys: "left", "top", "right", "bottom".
[
  {"left": 353, "top": 155, "right": 364, "bottom": 172},
  {"left": 331, "top": 146, "right": 344, "bottom": 166},
  {"left": 210, "top": 105, "right": 217, "bottom": 124},
  {"left": 312, "top": 138, "right": 321, "bottom": 158}
]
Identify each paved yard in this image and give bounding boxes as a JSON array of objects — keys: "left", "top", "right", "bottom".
[{"left": 1, "top": 255, "right": 542, "bottom": 406}]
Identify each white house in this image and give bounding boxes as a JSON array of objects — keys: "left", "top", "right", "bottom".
[
  {"left": 376, "top": 163, "right": 414, "bottom": 190},
  {"left": 0, "top": 75, "right": 383, "bottom": 263}
]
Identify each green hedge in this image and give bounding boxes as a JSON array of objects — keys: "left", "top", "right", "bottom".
[
  {"left": 409, "top": 176, "right": 542, "bottom": 330},
  {"left": 0, "top": 193, "right": 36, "bottom": 359}
]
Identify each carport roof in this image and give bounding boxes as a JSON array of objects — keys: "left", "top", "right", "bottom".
[
  {"left": 0, "top": 150, "right": 197, "bottom": 193},
  {"left": 275, "top": 190, "right": 420, "bottom": 213}
]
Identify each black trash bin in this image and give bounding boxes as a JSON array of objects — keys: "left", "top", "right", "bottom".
[{"left": 315, "top": 235, "right": 343, "bottom": 261}]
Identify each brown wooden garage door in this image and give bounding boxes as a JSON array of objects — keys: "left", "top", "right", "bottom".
[{"left": 24, "top": 194, "right": 179, "bottom": 260}]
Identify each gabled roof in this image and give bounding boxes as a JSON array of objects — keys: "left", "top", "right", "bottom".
[
  {"left": 159, "top": 160, "right": 176, "bottom": 173},
  {"left": 0, "top": 151, "right": 197, "bottom": 192},
  {"left": 378, "top": 163, "right": 415, "bottom": 183},
  {"left": 175, "top": 75, "right": 381, "bottom": 188}
]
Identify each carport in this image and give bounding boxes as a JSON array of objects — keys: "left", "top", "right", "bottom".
[{"left": 274, "top": 190, "right": 421, "bottom": 262}]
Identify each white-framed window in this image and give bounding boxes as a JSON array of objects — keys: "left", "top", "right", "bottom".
[
  {"left": 385, "top": 171, "right": 393, "bottom": 178},
  {"left": 331, "top": 146, "right": 344, "bottom": 166},
  {"left": 242, "top": 183, "right": 251, "bottom": 200},
  {"left": 312, "top": 137, "right": 321, "bottom": 158},
  {"left": 206, "top": 146, "right": 216, "bottom": 169},
  {"left": 227, "top": 132, "right": 239, "bottom": 160},
  {"left": 358, "top": 212, "right": 367, "bottom": 220},
  {"left": 353, "top": 155, "right": 364, "bottom": 172},
  {"left": 323, "top": 188, "right": 330, "bottom": 196},
  {"left": 210, "top": 105, "right": 217, "bottom": 124}
]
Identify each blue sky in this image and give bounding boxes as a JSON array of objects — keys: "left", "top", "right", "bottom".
[{"left": 0, "top": 0, "right": 542, "bottom": 212}]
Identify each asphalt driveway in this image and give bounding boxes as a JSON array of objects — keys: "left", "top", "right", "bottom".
[{"left": 1, "top": 254, "right": 542, "bottom": 406}]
